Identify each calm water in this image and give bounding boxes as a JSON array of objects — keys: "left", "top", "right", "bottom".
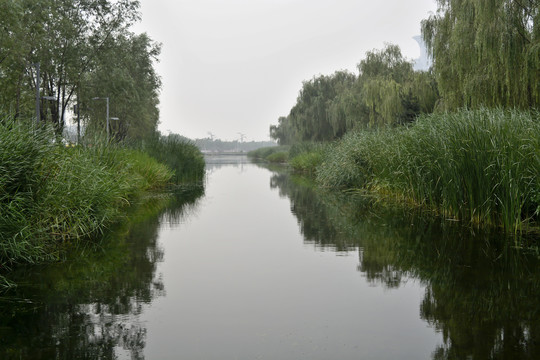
[{"left": 1, "top": 155, "right": 539, "bottom": 359}]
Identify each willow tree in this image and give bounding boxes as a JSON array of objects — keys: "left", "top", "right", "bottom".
[
  {"left": 270, "top": 116, "right": 295, "bottom": 145},
  {"left": 356, "top": 44, "right": 436, "bottom": 126},
  {"left": 270, "top": 45, "right": 439, "bottom": 144},
  {"left": 422, "top": 0, "right": 540, "bottom": 109},
  {"left": 287, "top": 71, "right": 356, "bottom": 142}
]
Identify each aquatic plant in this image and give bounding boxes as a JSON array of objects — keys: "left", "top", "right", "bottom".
[
  {"left": 317, "top": 108, "right": 540, "bottom": 232},
  {"left": 247, "top": 145, "right": 290, "bottom": 161},
  {"left": 0, "top": 120, "right": 180, "bottom": 286},
  {"left": 139, "top": 133, "right": 205, "bottom": 184},
  {"left": 288, "top": 142, "right": 330, "bottom": 173}
]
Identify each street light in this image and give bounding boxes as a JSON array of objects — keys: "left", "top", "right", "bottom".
[
  {"left": 32, "top": 63, "right": 56, "bottom": 125},
  {"left": 33, "top": 63, "right": 40, "bottom": 125},
  {"left": 92, "top": 97, "right": 109, "bottom": 140}
]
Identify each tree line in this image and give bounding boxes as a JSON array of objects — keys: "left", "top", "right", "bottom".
[
  {"left": 271, "top": 0, "right": 540, "bottom": 144},
  {"left": 0, "top": 0, "right": 161, "bottom": 140}
]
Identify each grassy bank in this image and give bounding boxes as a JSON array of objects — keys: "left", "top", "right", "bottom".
[
  {"left": 138, "top": 133, "right": 206, "bottom": 184},
  {"left": 317, "top": 108, "right": 540, "bottom": 232},
  {"left": 0, "top": 121, "right": 205, "bottom": 288},
  {"left": 247, "top": 145, "right": 290, "bottom": 163},
  {"left": 262, "top": 108, "right": 539, "bottom": 233}
]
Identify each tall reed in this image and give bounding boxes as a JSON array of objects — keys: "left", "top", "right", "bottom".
[
  {"left": 139, "top": 133, "right": 205, "bottom": 184},
  {"left": 317, "top": 108, "right": 540, "bottom": 232},
  {"left": 0, "top": 121, "right": 175, "bottom": 278},
  {"left": 288, "top": 142, "right": 330, "bottom": 173},
  {"left": 247, "top": 145, "right": 290, "bottom": 161}
]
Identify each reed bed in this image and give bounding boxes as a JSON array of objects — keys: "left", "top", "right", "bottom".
[
  {"left": 140, "top": 133, "right": 205, "bottom": 184},
  {"left": 288, "top": 142, "right": 330, "bottom": 174},
  {"left": 247, "top": 145, "right": 290, "bottom": 162},
  {"left": 317, "top": 108, "right": 540, "bottom": 232},
  {"left": 0, "top": 121, "right": 178, "bottom": 282}
]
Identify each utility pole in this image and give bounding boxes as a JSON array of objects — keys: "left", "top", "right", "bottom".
[
  {"left": 33, "top": 63, "right": 40, "bottom": 125},
  {"left": 74, "top": 102, "right": 80, "bottom": 144},
  {"left": 92, "top": 97, "right": 110, "bottom": 141}
]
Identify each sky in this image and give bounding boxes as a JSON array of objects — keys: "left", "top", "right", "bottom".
[{"left": 133, "top": 0, "right": 437, "bottom": 141}]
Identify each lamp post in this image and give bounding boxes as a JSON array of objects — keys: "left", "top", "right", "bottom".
[
  {"left": 33, "top": 63, "right": 40, "bottom": 125},
  {"left": 32, "top": 63, "right": 57, "bottom": 126},
  {"left": 92, "top": 97, "right": 109, "bottom": 141}
]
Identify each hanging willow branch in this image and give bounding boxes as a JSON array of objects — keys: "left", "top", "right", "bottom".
[{"left": 422, "top": 0, "right": 540, "bottom": 109}]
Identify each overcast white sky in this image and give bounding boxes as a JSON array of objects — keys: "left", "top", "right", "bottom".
[{"left": 134, "top": 0, "right": 437, "bottom": 141}]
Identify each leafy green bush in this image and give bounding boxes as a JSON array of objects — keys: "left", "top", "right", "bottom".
[{"left": 266, "top": 151, "right": 288, "bottom": 163}]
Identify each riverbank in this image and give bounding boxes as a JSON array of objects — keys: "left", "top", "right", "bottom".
[
  {"left": 249, "top": 108, "right": 540, "bottom": 234},
  {"left": 0, "top": 122, "right": 205, "bottom": 289}
]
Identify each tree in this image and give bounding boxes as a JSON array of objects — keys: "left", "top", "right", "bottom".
[
  {"left": 358, "top": 44, "right": 415, "bottom": 126},
  {"left": 422, "top": 0, "right": 540, "bottom": 109},
  {"left": 269, "top": 44, "right": 439, "bottom": 144},
  {"left": 0, "top": 0, "right": 161, "bottom": 140},
  {"left": 82, "top": 32, "right": 162, "bottom": 140},
  {"left": 270, "top": 115, "right": 298, "bottom": 145},
  {"left": 286, "top": 71, "right": 356, "bottom": 142}
]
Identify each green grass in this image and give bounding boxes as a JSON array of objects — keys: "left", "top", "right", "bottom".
[
  {"left": 0, "top": 120, "right": 205, "bottom": 288},
  {"left": 266, "top": 151, "right": 289, "bottom": 163},
  {"left": 316, "top": 108, "right": 540, "bottom": 233},
  {"left": 288, "top": 142, "right": 330, "bottom": 174},
  {"left": 247, "top": 145, "right": 290, "bottom": 161},
  {"left": 138, "top": 133, "right": 205, "bottom": 184}
]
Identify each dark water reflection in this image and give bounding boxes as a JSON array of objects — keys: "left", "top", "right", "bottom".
[
  {"left": 266, "top": 165, "right": 540, "bottom": 359},
  {"left": 1, "top": 156, "right": 539, "bottom": 359},
  {"left": 0, "top": 188, "right": 204, "bottom": 359}
]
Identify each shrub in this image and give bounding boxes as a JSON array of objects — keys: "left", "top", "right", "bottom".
[{"left": 266, "top": 151, "right": 288, "bottom": 163}]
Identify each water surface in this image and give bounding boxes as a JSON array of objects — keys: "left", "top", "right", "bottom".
[{"left": 1, "top": 155, "right": 539, "bottom": 359}]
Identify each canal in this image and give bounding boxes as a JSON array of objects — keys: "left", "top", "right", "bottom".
[{"left": 1, "top": 155, "right": 539, "bottom": 359}]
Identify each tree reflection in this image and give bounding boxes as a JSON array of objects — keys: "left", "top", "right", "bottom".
[
  {"left": 267, "top": 167, "right": 540, "bottom": 359},
  {"left": 0, "top": 187, "right": 204, "bottom": 359}
]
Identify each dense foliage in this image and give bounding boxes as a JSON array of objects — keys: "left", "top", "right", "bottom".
[
  {"left": 270, "top": 45, "right": 439, "bottom": 144},
  {"left": 0, "top": 0, "right": 161, "bottom": 140},
  {"left": 422, "top": 0, "right": 540, "bottom": 110},
  {"left": 0, "top": 120, "right": 174, "bottom": 279},
  {"left": 141, "top": 133, "right": 206, "bottom": 184},
  {"left": 316, "top": 108, "right": 540, "bottom": 232},
  {"left": 267, "top": 1, "right": 540, "bottom": 234}
]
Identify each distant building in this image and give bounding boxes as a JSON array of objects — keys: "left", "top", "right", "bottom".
[{"left": 413, "top": 35, "right": 431, "bottom": 71}]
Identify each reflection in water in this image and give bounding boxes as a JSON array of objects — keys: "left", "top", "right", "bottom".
[
  {"left": 204, "top": 154, "right": 251, "bottom": 174},
  {"left": 2, "top": 157, "right": 539, "bottom": 359},
  {"left": 0, "top": 188, "right": 204, "bottom": 359},
  {"left": 266, "top": 165, "right": 540, "bottom": 359}
]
